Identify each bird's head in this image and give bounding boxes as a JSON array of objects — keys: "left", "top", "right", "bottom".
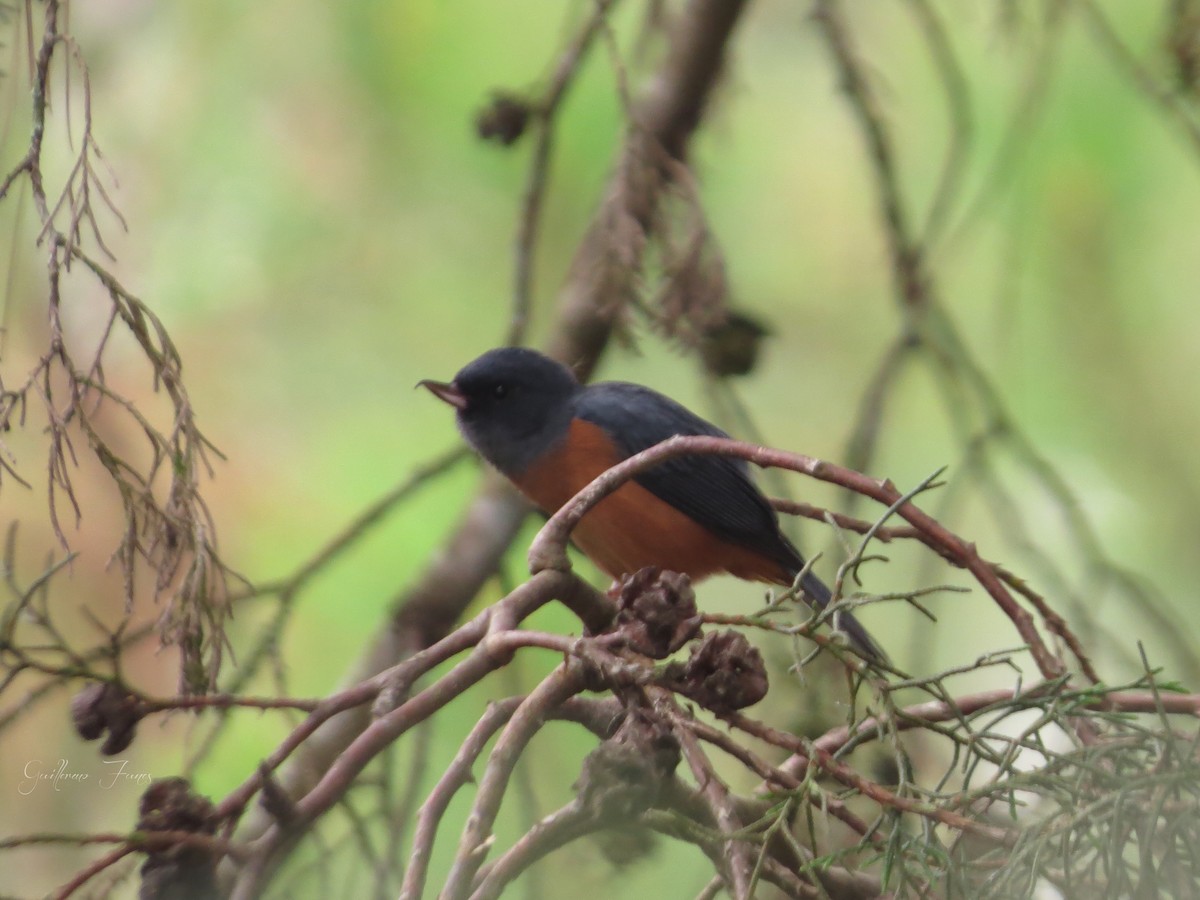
[{"left": 419, "top": 347, "right": 580, "bottom": 476}]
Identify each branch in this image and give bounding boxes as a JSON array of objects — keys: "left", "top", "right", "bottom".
[
  {"left": 528, "top": 434, "right": 1069, "bottom": 680},
  {"left": 441, "top": 665, "right": 587, "bottom": 900}
]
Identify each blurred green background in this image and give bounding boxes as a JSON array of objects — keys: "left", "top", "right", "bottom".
[{"left": 3, "top": 1, "right": 1200, "bottom": 896}]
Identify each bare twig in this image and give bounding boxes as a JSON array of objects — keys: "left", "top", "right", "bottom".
[{"left": 442, "top": 665, "right": 587, "bottom": 900}]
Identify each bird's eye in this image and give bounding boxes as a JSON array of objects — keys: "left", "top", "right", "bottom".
[{"left": 493, "top": 383, "right": 508, "bottom": 399}]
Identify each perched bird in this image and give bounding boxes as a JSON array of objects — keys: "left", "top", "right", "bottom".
[{"left": 420, "top": 347, "right": 882, "bottom": 659}]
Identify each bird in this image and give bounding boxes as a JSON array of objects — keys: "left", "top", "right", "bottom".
[{"left": 419, "top": 347, "right": 883, "bottom": 660}]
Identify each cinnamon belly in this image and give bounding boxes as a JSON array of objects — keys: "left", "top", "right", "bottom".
[{"left": 514, "top": 419, "right": 790, "bottom": 584}]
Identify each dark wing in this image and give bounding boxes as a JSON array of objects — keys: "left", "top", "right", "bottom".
[
  {"left": 575, "top": 381, "right": 804, "bottom": 575},
  {"left": 577, "top": 381, "right": 886, "bottom": 661}
]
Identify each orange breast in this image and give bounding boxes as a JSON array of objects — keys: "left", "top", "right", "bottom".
[{"left": 513, "top": 419, "right": 790, "bottom": 584}]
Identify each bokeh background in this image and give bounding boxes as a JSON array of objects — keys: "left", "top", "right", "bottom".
[{"left": 2, "top": 1, "right": 1199, "bottom": 896}]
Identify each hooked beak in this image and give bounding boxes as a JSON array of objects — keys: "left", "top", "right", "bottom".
[{"left": 418, "top": 379, "right": 468, "bottom": 411}]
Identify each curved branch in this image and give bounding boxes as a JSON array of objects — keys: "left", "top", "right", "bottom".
[
  {"left": 528, "top": 434, "right": 1067, "bottom": 681},
  {"left": 442, "top": 664, "right": 587, "bottom": 900}
]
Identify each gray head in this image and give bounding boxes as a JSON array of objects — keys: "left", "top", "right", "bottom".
[{"left": 419, "top": 347, "right": 581, "bottom": 476}]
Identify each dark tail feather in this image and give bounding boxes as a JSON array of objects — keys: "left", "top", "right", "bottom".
[{"left": 797, "top": 568, "right": 887, "bottom": 663}]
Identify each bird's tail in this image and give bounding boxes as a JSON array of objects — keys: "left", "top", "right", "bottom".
[{"left": 796, "top": 568, "right": 887, "bottom": 663}]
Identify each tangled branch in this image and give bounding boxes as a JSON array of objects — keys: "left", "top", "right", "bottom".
[
  {"left": 4, "top": 2, "right": 1200, "bottom": 899},
  {"left": 1, "top": 0, "right": 230, "bottom": 692}
]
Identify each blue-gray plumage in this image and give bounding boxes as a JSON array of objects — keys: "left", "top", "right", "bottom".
[{"left": 420, "top": 347, "right": 883, "bottom": 660}]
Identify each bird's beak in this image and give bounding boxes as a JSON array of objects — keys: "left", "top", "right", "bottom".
[{"left": 417, "top": 379, "right": 468, "bottom": 410}]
